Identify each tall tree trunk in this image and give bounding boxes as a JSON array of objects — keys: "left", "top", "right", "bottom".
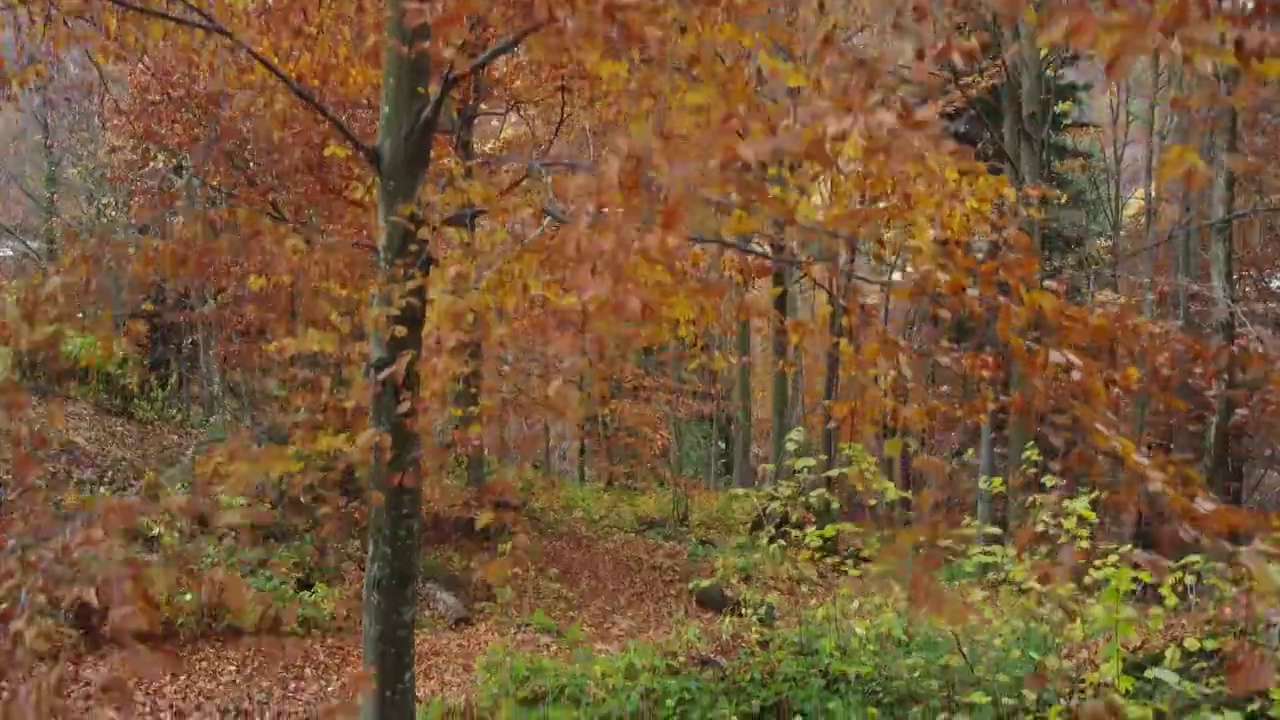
[
  {"left": 770, "top": 245, "right": 790, "bottom": 476},
  {"left": 1167, "top": 61, "right": 1202, "bottom": 457},
  {"left": 1106, "top": 80, "right": 1131, "bottom": 291},
  {"left": 577, "top": 373, "right": 589, "bottom": 485},
  {"left": 1204, "top": 61, "right": 1239, "bottom": 503},
  {"left": 39, "top": 96, "right": 58, "bottom": 264},
  {"left": 989, "top": 34, "right": 1020, "bottom": 531},
  {"left": 1003, "top": 12, "right": 1044, "bottom": 527},
  {"left": 732, "top": 283, "right": 754, "bottom": 488},
  {"left": 787, "top": 266, "right": 803, "bottom": 438},
  {"left": 976, "top": 412, "right": 997, "bottom": 542},
  {"left": 702, "top": 327, "right": 725, "bottom": 488},
  {"left": 451, "top": 77, "right": 487, "bottom": 488},
  {"left": 668, "top": 345, "right": 683, "bottom": 475},
  {"left": 1017, "top": 17, "right": 1044, "bottom": 264},
  {"left": 1173, "top": 61, "right": 1195, "bottom": 328},
  {"left": 362, "top": 4, "right": 436, "bottom": 717},
  {"left": 1133, "top": 51, "right": 1162, "bottom": 444},
  {"left": 822, "top": 251, "right": 847, "bottom": 473}
]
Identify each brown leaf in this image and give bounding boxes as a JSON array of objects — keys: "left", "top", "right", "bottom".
[{"left": 1225, "top": 643, "right": 1276, "bottom": 697}]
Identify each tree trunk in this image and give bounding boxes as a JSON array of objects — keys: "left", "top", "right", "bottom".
[
  {"left": 1017, "top": 16, "right": 1044, "bottom": 263},
  {"left": 976, "top": 412, "right": 996, "bottom": 542},
  {"left": 822, "top": 252, "right": 847, "bottom": 473},
  {"left": 732, "top": 284, "right": 754, "bottom": 488},
  {"left": 1133, "top": 51, "right": 1162, "bottom": 444},
  {"left": 451, "top": 79, "right": 487, "bottom": 488},
  {"left": 1172, "top": 61, "right": 1195, "bottom": 328},
  {"left": 1204, "top": 62, "right": 1239, "bottom": 503},
  {"left": 39, "top": 95, "right": 58, "bottom": 264},
  {"left": 770, "top": 244, "right": 789, "bottom": 475},
  {"left": 1001, "top": 17, "right": 1040, "bottom": 527},
  {"left": 362, "top": 4, "right": 436, "bottom": 717},
  {"left": 787, "top": 266, "right": 803, "bottom": 439},
  {"left": 668, "top": 345, "right": 683, "bottom": 475}
]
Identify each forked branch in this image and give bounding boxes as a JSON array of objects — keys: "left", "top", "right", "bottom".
[{"left": 410, "top": 20, "right": 551, "bottom": 148}]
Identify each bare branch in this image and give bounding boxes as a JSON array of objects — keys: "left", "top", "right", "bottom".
[
  {"left": 0, "top": 220, "right": 45, "bottom": 263},
  {"left": 1117, "top": 206, "right": 1280, "bottom": 265},
  {"left": 101, "top": 0, "right": 220, "bottom": 32}
]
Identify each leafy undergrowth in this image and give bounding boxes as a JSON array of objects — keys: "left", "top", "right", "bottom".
[
  {"left": 57, "top": 530, "right": 721, "bottom": 716},
  {"left": 8, "top": 400, "right": 1280, "bottom": 718}
]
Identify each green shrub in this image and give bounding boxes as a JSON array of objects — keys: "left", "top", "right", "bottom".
[
  {"left": 476, "top": 593, "right": 1065, "bottom": 718},
  {"left": 477, "top": 447, "right": 1280, "bottom": 719}
]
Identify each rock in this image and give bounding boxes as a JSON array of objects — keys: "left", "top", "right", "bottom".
[
  {"left": 418, "top": 579, "right": 472, "bottom": 626},
  {"left": 636, "top": 516, "right": 668, "bottom": 532},
  {"left": 693, "top": 582, "right": 738, "bottom": 614},
  {"left": 417, "top": 561, "right": 495, "bottom": 626}
]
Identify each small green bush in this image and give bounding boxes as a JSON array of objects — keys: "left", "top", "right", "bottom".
[{"left": 475, "top": 593, "right": 1063, "bottom": 718}]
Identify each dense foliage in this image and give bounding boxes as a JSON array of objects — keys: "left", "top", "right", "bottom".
[{"left": 2, "top": 0, "right": 1280, "bottom": 717}]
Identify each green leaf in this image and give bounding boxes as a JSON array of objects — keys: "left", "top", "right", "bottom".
[{"left": 1146, "top": 667, "right": 1182, "bottom": 687}]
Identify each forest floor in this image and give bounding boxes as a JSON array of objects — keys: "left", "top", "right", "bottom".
[
  {"left": 7, "top": 396, "right": 1278, "bottom": 718},
  {"left": 2, "top": 397, "right": 730, "bottom": 718}
]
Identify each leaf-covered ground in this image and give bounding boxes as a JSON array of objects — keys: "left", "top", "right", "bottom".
[
  {"left": 62, "top": 532, "right": 708, "bottom": 716},
  {"left": 4, "top": 399, "right": 716, "bottom": 716},
  {"left": 0, "top": 395, "right": 196, "bottom": 499}
]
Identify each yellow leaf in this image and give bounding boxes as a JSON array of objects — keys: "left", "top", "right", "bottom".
[
  {"left": 1159, "top": 144, "right": 1208, "bottom": 188},
  {"left": 595, "top": 59, "right": 630, "bottom": 82},
  {"left": 475, "top": 510, "right": 496, "bottom": 530},
  {"left": 323, "top": 143, "right": 352, "bottom": 159},
  {"left": 1252, "top": 59, "right": 1280, "bottom": 80},
  {"left": 303, "top": 328, "right": 339, "bottom": 353}
]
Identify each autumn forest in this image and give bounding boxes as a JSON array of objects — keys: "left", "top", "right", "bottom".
[{"left": 3, "top": 0, "right": 1280, "bottom": 717}]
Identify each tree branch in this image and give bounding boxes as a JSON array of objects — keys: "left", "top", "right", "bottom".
[
  {"left": 0, "top": 221, "right": 45, "bottom": 263},
  {"left": 103, "top": 0, "right": 377, "bottom": 169},
  {"left": 1117, "top": 206, "right": 1280, "bottom": 265},
  {"left": 453, "top": 21, "right": 549, "bottom": 88},
  {"left": 410, "top": 21, "right": 550, "bottom": 148}
]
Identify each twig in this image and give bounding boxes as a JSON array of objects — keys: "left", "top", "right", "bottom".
[{"left": 950, "top": 630, "right": 977, "bottom": 675}]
